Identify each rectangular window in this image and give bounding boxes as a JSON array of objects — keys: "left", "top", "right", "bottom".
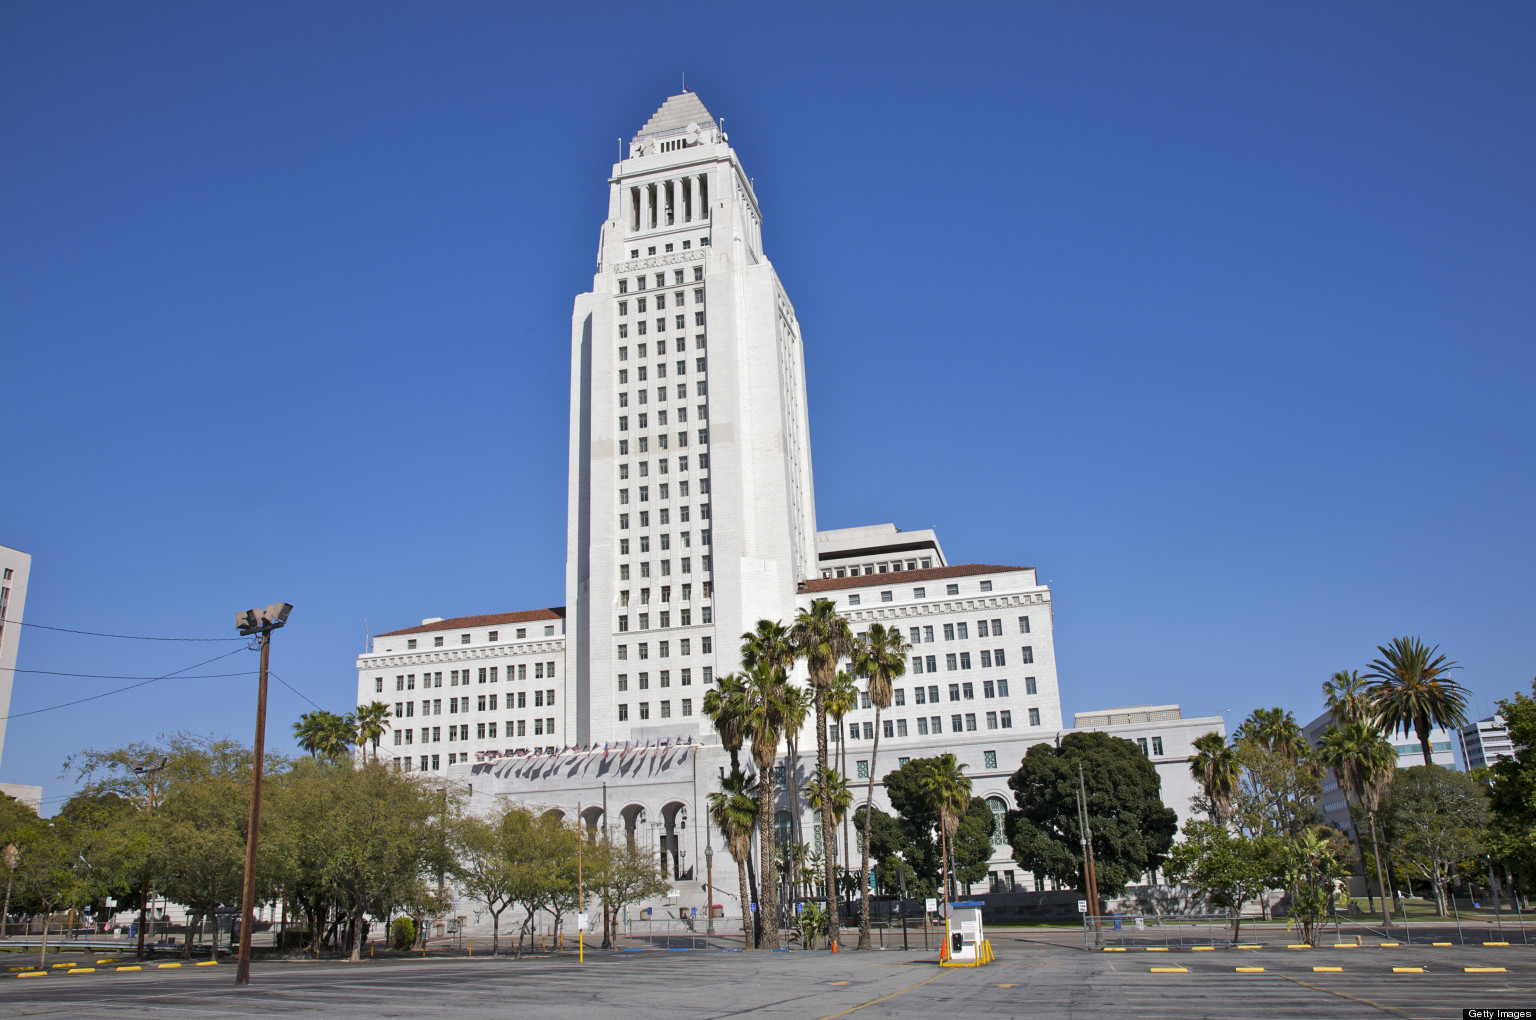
[
  {"left": 894, "top": 688, "right": 905, "bottom": 706},
  {"left": 618, "top": 704, "right": 629, "bottom": 721},
  {"left": 856, "top": 760, "right": 869, "bottom": 779},
  {"left": 925, "top": 655, "right": 936, "bottom": 672},
  {"left": 618, "top": 674, "right": 628, "bottom": 691},
  {"left": 986, "top": 711, "right": 998, "bottom": 730},
  {"left": 848, "top": 594, "right": 860, "bottom": 606},
  {"left": 1021, "top": 646, "right": 1034, "bottom": 664},
  {"left": 1019, "top": 615, "right": 1031, "bottom": 634},
  {"left": 931, "top": 715, "right": 942, "bottom": 732},
  {"left": 991, "top": 619, "right": 1002, "bottom": 635},
  {"left": 917, "top": 718, "right": 929, "bottom": 735},
  {"left": 909, "top": 626, "right": 922, "bottom": 645},
  {"left": 914, "top": 687, "right": 926, "bottom": 705},
  {"left": 883, "top": 719, "right": 893, "bottom": 738},
  {"left": 476, "top": 723, "right": 485, "bottom": 739},
  {"left": 881, "top": 590, "right": 893, "bottom": 603},
  {"left": 984, "top": 750, "right": 998, "bottom": 770},
  {"left": 943, "top": 623, "right": 955, "bottom": 641},
  {"left": 994, "top": 648, "right": 1006, "bottom": 666},
  {"left": 896, "top": 718, "right": 908, "bottom": 736},
  {"left": 660, "top": 701, "right": 671, "bottom": 718},
  {"left": 913, "top": 587, "right": 926, "bottom": 599},
  {"left": 911, "top": 656, "right": 924, "bottom": 675},
  {"left": 639, "top": 703, "right": 650, "bottom": 720},
  {"left": 959, "top": 651, "right": 972, "bottom": 669},
  {"left": 1023, "top": 676, "right": 1035, "bottom": 695},
  {"left": 957, "top": 622, "right": 969, "bottom": 639},
  {"left": 928, "top": 685, "right": 939, "bottom": 703},
  {"left": 682, "top": 698, "right": 692, "bottom": 716},
  {"left": 976, "top": 621, "right": 988, "bottom": 638},
  {"left": 849, "top": 723, "right": 859, "bottom": 740},
  {"left": 863, "top": 721, "right": 874, "bottom": 739},
  {"left": 962, "top": 682, "right": 974, "bottom": 700},
  {"left": 949, "top": 683, "right": 961, "bottom": 702},
  {"left": 983, "top": 680, "right": 995, "bottom": 698},
  {"left": 946, "top": 583, "right": 959, "bottom": 595},
  {"left": 952, "top": 714, "right": 963, "bottom": 733},
  {"left": 946, "top": 653, "right": 957, "bottom": 671},
  {"left": 1152, "top": 736, "right": 1164, "bottom": 756},
  {"left": 1022, "top": 709, "right": 1034, "bottom": 727},
  {"left": 965, "top": 713, "right": 977, "bottom": 731},
  {"left": 980, "top": 650, "right": 992, "bottom": 668},
  {"left": 980, "top": 580, "right": 992, "bottom": 592}
]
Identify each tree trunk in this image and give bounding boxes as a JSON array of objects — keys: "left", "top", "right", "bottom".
[
  {"left": 814, "top": 689, "right": 840, "bottom": 946},
  {"left": 36, "top": 909, "right": 50, "bottom": 969},
  {"left": 857, "top": 707, "right": 882, "bottom": 950},
  {"left": 745, "top": 838, "right": 761, "bottom": 948},
  {"left": 1415, "top": 716, "right": 1434, "bottom": 766},
  {"left": 349, "top": 904, "right": 365, "bottom": 962},
  {"left": 757, "top": 769, "right": 780, "bottom": 949},
  {"left": 841, "top": 729, "right": 850, "bottom": 913},
  {"left": 492, "top": 911, "right": 500, "bottom": 957},
  {"left": 737, "top": 857, "right": 752, "bottom": 951}
]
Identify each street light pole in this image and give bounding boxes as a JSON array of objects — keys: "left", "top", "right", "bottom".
[
  {"left": 133, "top": 756, "right": 167, "bottom": 961},
  {"left": 234, "top": 603, "right": 291, "bottom": 987},
  {"left": 705, "top": 842, "right": 714, "bottom": 937}
]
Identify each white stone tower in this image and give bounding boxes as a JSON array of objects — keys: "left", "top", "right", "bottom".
[{"left": 565, "top": 93, "right": 818, "bottom": 746}]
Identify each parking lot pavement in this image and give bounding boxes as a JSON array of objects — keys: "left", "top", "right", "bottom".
[{"left": 1, "top": 939, "right": 1531, "bottom": 1018}]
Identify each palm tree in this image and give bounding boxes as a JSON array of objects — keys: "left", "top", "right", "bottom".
[
  {"left": 741, "top": 651, "right": 795, "bottom": 949},
  {"left": 1316, "top": 720, "right": 1397, "bottom": 927},
  {"left": 1364, "top": 636, "right": 1468, "bottom": 765},
  {"left": 354, "top": 702, "right": 392, "bottom": 763},
  {"left": 825, "top": 671, "right": 858, "bottom": 884},
  {"left": 779, "top": 682, "right": 812, "bottom": 894},
  {"left": 1235, "top": 707, "right": 1306, "bottom": 762},
  {"left": 806, "top": 766, "right": 853, "bottom": 897},
  {"left": 1189, "top": 732, "right": 1238, "bottom": 828},
  {"left": 702, "top": 673, "right": 750, "bottom": 773},
  {"left": 293, "top": 710, "right": 354, "bottom": 760},
  {"left": 917, "top": 753, "right": 971, "bottom": 933},
  {"left": 707, "top": 769, "right": 759, "bottom": 950},
  {"left": 850, "top": 622, "right": 908, "bottom": 949},
  {"left": 1322, "top": 670, "right": 1375, "bottom": 727},
  {"left": 790, "top": 598, "right": 855, "bottom": 942}
]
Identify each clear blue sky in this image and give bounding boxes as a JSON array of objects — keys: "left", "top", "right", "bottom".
[{"left": 3, "top": 2, "right": 1533, "bottom": 809}]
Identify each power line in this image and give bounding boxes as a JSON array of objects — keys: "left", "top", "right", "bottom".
[
  {"left": 267, "top": 672, "right": 323, "bottom": 712},
  {"left": 1, "top": 667, "right": 256, "bottom": 680},
  {"left": 0, "top": 647, "right": 250, "bottom": 723},
  {"left": 10, "top": 620, "right": 248, "bottom": 643}
]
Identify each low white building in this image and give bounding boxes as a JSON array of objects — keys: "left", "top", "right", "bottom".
[{"left": 0, "top": 543, "right": 31, "bottom": 771}]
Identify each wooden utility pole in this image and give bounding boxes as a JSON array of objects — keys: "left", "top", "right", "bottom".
[
  {"left": 234, "top": 603, "right": 291, "bottom": 986},
  {"left": 1078, "top": 765, "right": 1099, "bottom": 919},
  {"left": 133, "top": 756, "right": 166, "bottom": 960}
]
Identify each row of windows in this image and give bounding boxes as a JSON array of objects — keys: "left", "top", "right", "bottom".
[
  {"left": 619, "top": 529, "right": 709, "bottom": 552},
  {"left": 840, "top": 709, "right": 1037, "bottom": 745},
  {"left": 617, "top": 288, "right": 704, "bottom": 315},
  {"left": 822, "top": 559, "right": 933, "bottom": 579},
  {"left": 616, "top": 557, "right": 711, "bottom": 586},
  {"left": 617, "top": 598, "right": 716, "bottom": 628},
  {"left": 391, "top": 689, "right": 558, "bottom": 719},
  {"left": 616, "top": 638, "right": 713, "bottom": 660},
  {"left": 617, "top": 314, "right": 706, "bottom": 338},
  {"left": 618, "top": 383, "right": 708, "bottom": 407},
  {"left": 909, "top": 618, "right": 1031, "bottom": 642},
  {"left": 845, "top": 581, "right": 1005, "bottom": 606},
  {"left": 618, "top": 353, "right": 701, "bottom": 381},
  {"left": 618, "top": 265, "right": 706, "bottom": 294},
  {"left": 618, "top": 417, "right": 710, "bottom": 440},
  {"left": 618, "top": 503, "right": 709, "bottom": 530},
  {"left": 380, "top": 662, "right": 555, "bottom": 692},
  {"left": 617, "top": 699, "right": 693, "bottom": 721},
  {"left": 873, "top": 678, "right": 1038, "bottom": 706},
  {"left": 616, "top": 666, "right": 708, "bottom": 690},
  {"left": 617, "top": 585, "right": 708, "bottom": 607},
  {"left": 618, "top": 337, "right": 704, "bottom": 361},
  {"left": 910, "top": 648, "right": 1033, "bottom": 672},
  {"left": 401, "top": 624, "right": 557, "bottom": 650},
  {"left": 618, "top": 457, "right": 704, "bottom": 480},
  {"left": 394, "top": 720, "right": 556, "bottom": 744},
  {"left": 619, "top": 483, "right": 712, "bottom": 505}
]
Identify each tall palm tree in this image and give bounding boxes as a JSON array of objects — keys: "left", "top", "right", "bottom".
[
  {"left": 741, "top": 651, "right": 795, "bottom": 949},
  {"left": 1322, "top": 670, "right": 1375, "bottom": 727},
  {"left": 917, "top": 753, "right": 971, "bottom": 930},
  {"left": 293, "top": 710, "right": 354, "bottom": 760},
  {"left": 825, "top": 671, "right": 858, "bottom": 883},
  {"left": 806, "top": 766, "right": 852, "bottom": 891},
  {"left": 1189, "top": 732, "right": 1238, "bottom": 828},
  {"left": 707, "top": 769, "right": 759, "bottom": 950},
  {"left": 1235, "top": 707, "right": 1306, "bottom": 762},
  {"left": 779, "top": 684, "right": 812, "bottom": 897},
  {"left": 703, "top": 673, "right": 750, "bottom": 773},
  {"left": 353, "top": 702, "right": 392, "bottom": 763},
  {"left": 1364, "top": 636, "right": 1468, "bottom": 766},
  {"left": 790, "top": 598, "right": 855, "bottom": 942},
  {"left": 1316, "top": 720, "right": 1397, "bottom": 927},
  {"left": 850, "top": 622, "right": 908, "bottom": 949}
]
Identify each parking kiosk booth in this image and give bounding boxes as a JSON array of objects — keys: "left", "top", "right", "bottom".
[{"left": 940, "top": 901, "right": 995, "bottom": 967}]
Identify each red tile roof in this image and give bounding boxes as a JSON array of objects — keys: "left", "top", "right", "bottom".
[
  {"left": 798, "top": 563, "right": 1032, "bottom": 594},
  {"left": 378, "top": 607, "right": 566, "bottom": 638}
]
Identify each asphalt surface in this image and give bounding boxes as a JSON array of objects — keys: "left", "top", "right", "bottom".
[{"left": 2, "top": 937, "right": 1532, "bottom": 1018}]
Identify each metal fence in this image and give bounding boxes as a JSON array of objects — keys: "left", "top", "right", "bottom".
[{"left": 1085, "top": 908, "right": 1536, "bottom": 950}]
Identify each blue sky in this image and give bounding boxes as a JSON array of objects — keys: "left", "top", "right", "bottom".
[{"left": 2, "top": 2, "right": 1532, "bottom": 809}]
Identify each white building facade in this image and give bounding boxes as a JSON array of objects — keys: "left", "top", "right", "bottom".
[
  {"left": 354, "top": 94, "right": 1217, "bottom": 919},
  {"left": 0, "top": 544, "right": 31, "bottom": 770},
  {"left": 1459, "top": 715, "right": 1514, "bottom": 772}
]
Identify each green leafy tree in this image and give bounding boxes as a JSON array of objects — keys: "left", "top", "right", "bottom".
[
  {"left": 1232, "top": 722, "right": 1323, "bottom": 841},
  {"left": 1383, "top": 765, "right": 1489, "bottom": 915},
  {"left": 1274, "top": 826, "right": 1353, "bottom": 945},
  {"left": 791, "top": 597, "right": 855, "bottom": 941},
  {"left": 850, "top": 621, "right": 908, "bottom": 949},
  {"left": 1487, "top": 679, "right": 1536, "bottom": 882},
  {"left": 1323, "top": 670, "right": 1376, "bottom": 728},
  {"left": 1008, "top": 731, "right": 1177, "bottom": 896},
  {"left": 293, "top": 710, "right": 356, "bottom": 761},
  {"left": 591, "top": 833, "right": 671, "bottom": 949},
  {"left": 1364, "top": 636, "right": 1468, "bottom": 766},
  {"left": 9, "top": 818, "right": 77, "bottom": 967},
  {"left": 1234, "top": 707, "right": 1307, "bottom": 762},
  {"left": 448, "top": 805, "right": 524, "bottom": 955},
  {"left": 1165, "top": 821, "right": 1274, "bottom": 941}
]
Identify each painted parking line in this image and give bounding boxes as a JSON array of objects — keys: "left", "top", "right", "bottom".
[
  {"left": 1432, "top": 942, "right": 1453, "bottom": 946},
  {"left": 157, "top": 962, "right": 181, "bottom": 969},
  {"left": 1235, "top": 967, "right": 1264, "bottom": 973},
  {"left": 50, "top": 962, "right": 74, "bottom": 968},
  {"left": 68, "top": 968, "right": 95, "bottom": 974},
  {"left": 827, "top": 981, "right": 850, "bottom": 985},
  {"left": 195, "top": 960, "right": 219, "bottom": 966},
  {"left": 1378, "top": 941, "right": 1401, "bottom": 947},
  {"left": 997, "top": 983, "right": 1018, "bottom": 988},
  {"left": 1191, "top": 947, "right": 1215, "bottom": 952},
  {"left": 115, "top": 965, "right": 141, "bottom": 972},
  {"left": 1484, "top": 942, "right": 1511, "bottom": 947},
  {"left": 1392, "top": 967, "right": 1425, "bottom": 974},
  {"left": 1286, "top": 945, "right": 1312, "bottom": 950},
  {"left": 1103, "top": 947, "right": 1126, "bottom": 952},
  {"left": 1313, "top": 966, "right": 1343, "bottom": 973},
  {"left": 95, "top": 958, "right": 120, "bottom": 964},
  {"left": 1149, "top": 967, "right": 1188, "bottom": 973},
  {"left": 1145, "top": 947, "right": 1169, "bottom": 952},
  {"left": 1235, "top": 944, "right": 1261, "bottom": 949},
  {"left": 1467, "top": 967, "right": 1508, "bottom": 973}
]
